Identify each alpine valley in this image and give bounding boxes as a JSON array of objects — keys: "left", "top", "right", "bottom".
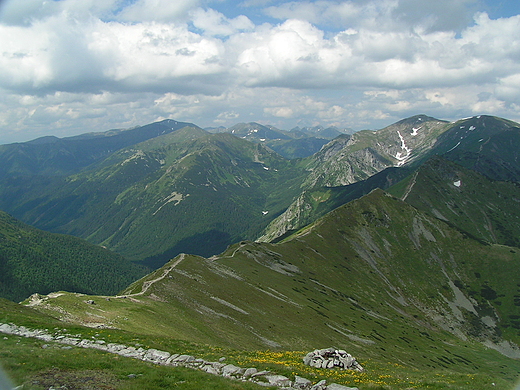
[{"left": 1, "top": 114, "right": 520, "bottom": 390}]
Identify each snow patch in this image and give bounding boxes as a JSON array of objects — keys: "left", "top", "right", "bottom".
[
  {"left": 411, "top": 127, "right": 421, "bottom": 136},
  {"left": 469, "top": 125, "right": 476, "bottom": 131},
  {"left": 446, "top": 141, "right": 461, "bottom": 153},
  {"left": 262, "top": 210, "right": 269, "bottom": 215},
  {"left": 395, "top": 130, "right": 411, "bottom": 166},
  {"left": 453, "top": 180, "right": 461, "bottom": 187},
  {"left": 263, "top": 166, "right": 269, "bottom": 170}
]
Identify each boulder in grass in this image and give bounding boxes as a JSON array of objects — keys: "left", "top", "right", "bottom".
[{"left": 303, "top": 348, "right": 364, "bottom": 372}]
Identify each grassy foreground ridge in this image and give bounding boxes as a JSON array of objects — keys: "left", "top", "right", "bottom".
[{"left": 6, "top": 189, "right": 520, "bottom": 389}]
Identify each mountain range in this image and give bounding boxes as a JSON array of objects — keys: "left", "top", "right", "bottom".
[
  {"left": 2, "top": 114, "right": 519, "bottom": 269},
  {"left": 1, "top": 113, "right": 520, "bottom": 389}
]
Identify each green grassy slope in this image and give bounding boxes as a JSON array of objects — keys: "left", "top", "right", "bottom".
[
  {"left": 22, "top": 189, "right": 520, "bottom": 389},
  {"left": 0, "top": 211, "right": 148, "bottom": 302},
  {"left": 0, "top": 299, "right": 267, "bottom": 390},
  {"left": 388, "top": 156, "right": 520, "bottom": 247},
  {"left": 428, "top": 115, "right": 520, "bottom": 182}
]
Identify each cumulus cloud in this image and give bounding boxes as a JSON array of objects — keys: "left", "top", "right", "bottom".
[
  {"left": 232, "top": 10, "right": 520, "bottom": 92},
  {"left": 0, "top": 12, "right": 229, "bottom": 95},
  {"left": 1, "top": 0, "right": 520, "bottom": 143},
  {"left": 191, "top": 8, "right": 254, "bottom": 36}
]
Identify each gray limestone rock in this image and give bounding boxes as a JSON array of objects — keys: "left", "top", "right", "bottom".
[
  {"left": 264, "top": 374, "right": 291, "bottom": 387},
  {"left": 251, "top": 370, "right": 271, "bottom": 378},
  {"left": 311, "top": 379, "right": 327, "bottom": 390},
  {"left": 303, "top": 348, "right": 364, "bottom": 372},
  {"left": 165, "top": 354, "right": 180, "bottom": 364},
  {"left": 173, "top": 354, "right": 195, "bottom": 363},
  {"left": 201, "top": 364, "right": 221, "bottom": 375},
  {"left": 326, "top": 384, "right": 359, "bottom": 390},
  {"left": 144, "top": 348, "right": 170, "bottom": 361},
  {"left": 293, "top": 375, "right": 312, "bottom": 389},
  {"left": 143, "top": 347, "right": 170, "bottom": 363},
  {"left": 243, "top": 367, "right": 258, "bottom": 378},
  {"left": 222, "top": 364, "right": 244, "bottom": 377}
]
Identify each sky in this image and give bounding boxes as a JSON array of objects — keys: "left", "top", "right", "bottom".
[{"left": 1, "top": 0, "right": 520, "bottom": 143}]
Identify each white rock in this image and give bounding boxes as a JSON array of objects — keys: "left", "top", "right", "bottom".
[
  {"left": 265, "top": 374, "right": 291, "bottom": 387},
  {"left": 294, "top": 375, "right": 312, "bottom": 389},
  {"left": 222, "top": 364, "right": 244, "bottom": 377},
  {"left": 243, "top": 367, "right": 258, "bottom": 378}
]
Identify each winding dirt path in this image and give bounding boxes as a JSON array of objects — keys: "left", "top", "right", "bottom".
[{"left": 119, "top": 254, "right": 186, "bottom": 297}]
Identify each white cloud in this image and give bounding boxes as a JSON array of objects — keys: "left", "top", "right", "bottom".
[
  {"left": 0, "top": 11, "right": 229, "bottom": 95},
  {"left": 264, "top": 106, "right": 294, "bottom": 118},
  {"left": 1, "top": 0, "right": 520, "bottom": 143},
  {"left": 191, "top": 8, "right": 254, "bottom": 36}
]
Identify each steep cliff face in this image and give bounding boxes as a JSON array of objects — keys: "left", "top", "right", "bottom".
[
  {"left": 257, "top": 191, "right": 310, "bottom": 242},
  {"left": 303, "top": 145, "right": 393, "bottom": 188},
  {"left": 302, "top": 115, "right": 448, "bottom": 188}
]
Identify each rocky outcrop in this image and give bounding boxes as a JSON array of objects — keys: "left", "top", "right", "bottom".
[
  {"left": 0, "top": 323, "right": 359, "bottom": 390},
  {"left": 303, "top": 348, "right": 364, "bottom": 372}
]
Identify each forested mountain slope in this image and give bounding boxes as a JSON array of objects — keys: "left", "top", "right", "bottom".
[
  {"left": 0, "top": 129, "right": 306, "bottom": 266},
  {"left": 0, "top": 211, "right": 147, "bottom": 302}
]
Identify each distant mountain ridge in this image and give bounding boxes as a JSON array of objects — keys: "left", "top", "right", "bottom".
[
  {"left": 210, "top": 122, "right": 348, "bottom": 159},
  {"left": 0, "top": 114, "right": 519, "bottom": 267},
  {"left": 0, "top": 119, "right": 196, "bottom": 177}
]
